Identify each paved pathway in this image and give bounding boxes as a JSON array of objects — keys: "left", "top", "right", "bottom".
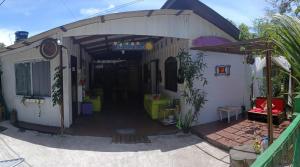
[{"left": 0, "top": 121, "right": 229, "bottom": 167}]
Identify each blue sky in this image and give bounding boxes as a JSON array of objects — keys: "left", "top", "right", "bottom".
[{"left": 0, "top": 0, "right": 270, "bottom": 46}]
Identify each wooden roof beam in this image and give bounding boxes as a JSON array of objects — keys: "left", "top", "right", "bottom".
[
  {"left": 22, "top": 41, "right": 32, "bottom": 46},
  {"left": 75, "top": 35, "right": 109, "bottom": 44},
  {"left": 87, "top": 45, "right": 112, "bottom": 53}
]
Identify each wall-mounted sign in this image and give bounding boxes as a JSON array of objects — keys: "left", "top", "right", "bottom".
[
  {"left": 40, "top": 38, "right": 59, "bottom": 60},
  {"left": 215, "top": 65, "right": 231, "bottom": 76},
  {"left": 112, "top": 41, "right": 153, "bottom": 51}
]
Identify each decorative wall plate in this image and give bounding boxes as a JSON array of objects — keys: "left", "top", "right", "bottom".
[{"left": 40, "top": 38, "right": 59, "bottom": 60}]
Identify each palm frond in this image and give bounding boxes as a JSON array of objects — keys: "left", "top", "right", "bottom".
[{"left": 272, "top": 15, "right": 300, "bottom": 79}]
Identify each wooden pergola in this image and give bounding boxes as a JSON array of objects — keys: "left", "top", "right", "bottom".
[{"left": 191, "top": 38, "right": 275, "bottom": 144}]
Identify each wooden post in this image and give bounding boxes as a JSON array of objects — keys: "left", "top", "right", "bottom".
[
  {"left": 266, "top": 49, "right": 273, "bottom": 144},
  {"left": 59, "top": 45, "right": 64, "bottom": 134}
]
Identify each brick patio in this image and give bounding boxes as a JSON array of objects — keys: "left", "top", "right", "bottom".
[{"left": 191, "top": 118, "right": 290, "bottom": 151}]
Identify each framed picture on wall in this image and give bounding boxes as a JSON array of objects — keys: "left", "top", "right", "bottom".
[{"left": 215, "top": 65, "right": 231, "bottom": 76}]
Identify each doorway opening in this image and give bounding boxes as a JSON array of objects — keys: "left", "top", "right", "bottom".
[{"left": 68, "top": 35, "right": 178, "bottom": 137}]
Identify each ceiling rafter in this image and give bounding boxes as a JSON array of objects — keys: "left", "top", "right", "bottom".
[{"left": 75, "top": 35, "right": 110, "bottom": 44}]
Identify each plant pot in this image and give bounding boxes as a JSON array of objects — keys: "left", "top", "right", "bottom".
[{"left": 182, "top": 127, "right": 191, "bottom": 134}]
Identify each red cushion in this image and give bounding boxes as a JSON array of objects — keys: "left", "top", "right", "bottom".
[
  {"left": 249, "top": 108, "right": 264, "bottom": 113},
  {"left": 255, "top": 98, "right": 285, "bottom": 111},
  {"left": 271, "top": 109, "right": 282, "bottom": 114}
]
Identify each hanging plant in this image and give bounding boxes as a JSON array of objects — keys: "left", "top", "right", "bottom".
[{"left": 176, "top": 49, "right": 207, "bottom": 131}]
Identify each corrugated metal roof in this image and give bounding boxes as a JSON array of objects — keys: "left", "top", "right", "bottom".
[{"left": 0, "top": 9, "right": 190, "bottom": 55}]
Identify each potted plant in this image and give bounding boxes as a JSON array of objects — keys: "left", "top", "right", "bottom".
[
  {"left": 175, "top": 49, "right": 207, "bottom": 132},
  {"left": 176, "top": 110, "right": 194, "bottom": 133}
]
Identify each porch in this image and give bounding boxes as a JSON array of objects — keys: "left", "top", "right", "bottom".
[{"left": 191, "top": 118, "right": 290, "bottom": 151}]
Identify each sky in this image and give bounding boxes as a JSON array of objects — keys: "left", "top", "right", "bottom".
[{"left": 0, "top": 0, "right": 270, "bottom": 46}]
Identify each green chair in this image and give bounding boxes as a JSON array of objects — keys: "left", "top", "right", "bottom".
[{"left": 144, "top": 94, "right": 171, "bottom": 120}]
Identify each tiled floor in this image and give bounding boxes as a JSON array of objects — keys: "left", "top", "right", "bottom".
[
  {"left": 67, "top": 111, "right": 178, "bottom": 137},
  {"left": 16, "top": 100, "right": 178, "bottom": 137},
  {"left": 191, "top": 118, "right": 290, "bottom": 150}
]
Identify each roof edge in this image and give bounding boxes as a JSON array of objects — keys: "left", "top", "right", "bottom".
[{"left": 161, "top": 0, "right": 240, "bottom": 40}]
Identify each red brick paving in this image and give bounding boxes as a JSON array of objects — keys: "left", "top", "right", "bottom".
[{"left": 191, "top": 118, "right": 290, "bottom": 151}]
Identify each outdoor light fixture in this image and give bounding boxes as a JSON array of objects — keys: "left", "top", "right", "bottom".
[
  {"left": 122, "top": 50, "right": 125, "bottom": 54},
  {"left": 57, "top": 39, "right": 62, "bottom": 46}
]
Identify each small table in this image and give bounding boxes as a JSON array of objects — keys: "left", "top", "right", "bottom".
[
  {"left": 159, "top": 108, "right": 177, "bottom": 126},
  {"left": 230, "top": 145, "right": 258, "bottom": 167},
  {"left": 218, "top": 106, "right": 240, "bottom": 123}
]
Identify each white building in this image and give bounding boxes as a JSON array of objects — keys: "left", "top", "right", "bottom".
[{"left": 0, "top": 0, "right": 251, "bottom": 129}]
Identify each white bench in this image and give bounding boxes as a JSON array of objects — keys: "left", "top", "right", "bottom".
[{"left": 218, "top": 106, "right": 240, "bottom": 123}]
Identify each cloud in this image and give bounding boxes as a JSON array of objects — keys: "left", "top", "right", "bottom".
[
  {"left": 0, "top": 28, "right": 16, "bottom": 46},
  {"left": 108, "top": 4, "right": 115, "bottom": 9},
  {"left": 80, "top": 8, "right": 101, "bottom": 16},
  {"left": 80, "top": 4, "right": 116, "bottom": 16}
]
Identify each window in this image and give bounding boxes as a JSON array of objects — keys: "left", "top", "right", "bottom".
[
  {"left": 15, "top": 61, "right": 51, "bottom": 97},
  {"left": 165, "top": 57, "right": 177, "bottom": 92},
  {"left": 15, "top": 63, "right": 31, "bottom": 96}
]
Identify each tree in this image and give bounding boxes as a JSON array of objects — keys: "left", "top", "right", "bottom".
[
  {"left": 270, "top": 14, "right": 300, "bottom": 167},
  {"left": 253, "top": 18, "right": 276, "bottom": 37},
  {"left": 267, "top": 0, "right": 300, "bottom": 16},
  {"left": 271, "top": 15, "right": 300, "bottom": 82},
  {"left": 239, "top": 23, "right": 253, "bottom": 40}
]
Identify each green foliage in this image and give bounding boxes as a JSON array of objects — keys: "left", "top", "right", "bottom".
[
  {"left": 267, "top": 0, "right": 300, "bottom": 16},
  {"left": 239, "top": 23, "right": 254, "bottom": 40},
  {"left": 252, "top": 18, "right": 279, "bottom": 40},
  {"left": 271, "top": 15, "right": 300, "bottom": 84},
  {"left": 256, "top": 67, "right": 289, "bottom": 97},
  {"left": 176, "top": 49, "right": 207, "bottom": 123},
  {"left": 52, "top": 66, "right": 63, "bottom": 106},
  {"left": 176, "top": 110, "right": 194, "bottom": 130}
]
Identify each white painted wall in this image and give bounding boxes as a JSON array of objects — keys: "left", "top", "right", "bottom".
[
  {"left": 0, "top": 41, "right": 61, "bottom": 127},
  {"left": 194, "top": 51, "right": 251, "bottom": 124},
  {"left": 0, "top": 9, "right": 242, "bottom": 127},
  {"left": 63, "top": 10, "right": 235, "bottom": 41},
  {"left": 142, "top": 39, "right": 251, "bottom": 124},
  {"left": 142, "top": 37, "right": 189, "bottom": 97},
  {"left": 62, "top": 37, "right": 92, "bottom": 126},
  {"left": 0, "top": 33, "right": 83, "bottom": 128}
]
